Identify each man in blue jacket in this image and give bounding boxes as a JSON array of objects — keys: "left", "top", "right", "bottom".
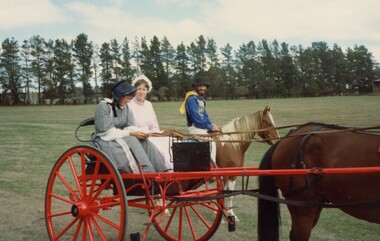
[{"left": 179, "top": 76, "right": 220, "bottom": 161}]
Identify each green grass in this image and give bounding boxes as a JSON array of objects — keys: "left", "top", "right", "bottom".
[{"left": 0, "top": 95, "right": 379, "bottom": 241}]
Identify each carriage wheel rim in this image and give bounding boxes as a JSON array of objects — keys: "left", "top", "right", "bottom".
[
  {"left": 149, "top": 178, "right": 224, "bottom": 241},
  {"left": 45, "top": 145, "right": 127, "bottom": 241}
]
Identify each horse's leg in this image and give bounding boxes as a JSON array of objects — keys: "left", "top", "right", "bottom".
[
  {"left": 224, "top": 177, "right": 240, "bottom": 222},
  {"left": 287, "top": 206, "right": 322, "bottom": 241}
]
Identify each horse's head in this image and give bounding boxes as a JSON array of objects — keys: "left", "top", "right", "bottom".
[{"left": 258, "top": 106, "right": 280, "bottom": 145}]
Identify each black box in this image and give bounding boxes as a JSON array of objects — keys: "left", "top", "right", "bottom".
[{"left": 172, "top": 141, "right": 210, "bottom": 172}]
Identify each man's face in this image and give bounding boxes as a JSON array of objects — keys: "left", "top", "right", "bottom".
[{"left": 195, "top": 84, "right": 208, "bottom": 96}]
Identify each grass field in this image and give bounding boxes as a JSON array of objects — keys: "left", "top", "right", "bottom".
[{"left": 0, "top": 95, "right": 379, "bottom": 241}]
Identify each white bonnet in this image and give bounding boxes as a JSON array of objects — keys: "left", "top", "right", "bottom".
[{"left": 131, "top": 75, "right": 153, "bottom": 93}]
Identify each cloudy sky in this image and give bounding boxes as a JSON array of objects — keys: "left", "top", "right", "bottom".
[{"left": 1, "top": 0, "right": 379, "bottom": 63}]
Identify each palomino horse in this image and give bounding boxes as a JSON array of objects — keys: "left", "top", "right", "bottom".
[
  {"left": 258, "top": 122, "right": 380, "bottom": 241},
  {"left": 215, "top": 106, "right": 280, "bottom": 221}
]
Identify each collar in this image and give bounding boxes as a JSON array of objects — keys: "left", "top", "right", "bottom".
[
  {"left": 179, "top": 90, "right": 199, "bottom": 114},
  {"left": 132, "top": 97, "right": 145, "bottom": 106}
]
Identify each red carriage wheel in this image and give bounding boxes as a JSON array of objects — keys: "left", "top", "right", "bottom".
[
  {"left": 148, "top": 176, "right": 224, "bottom": 241},
  {"left": 45, "top": 145, "right": 127, "bottom": 241}
]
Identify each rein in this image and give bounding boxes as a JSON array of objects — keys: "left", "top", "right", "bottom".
[
  {"left": 76, "top": 116, "right": 380, "bottom": 144},
  {"left": 280, "top": 124, "right": 380, "bottom": 140},
  {"left": 149, "top": 124, "right": 300, "bottom": 142},
  {"left": 247, "top": 189, "right": 380, "bottom": 209},
  {"left": 150, "top": 124, "right": 380, "bottom": 143}
]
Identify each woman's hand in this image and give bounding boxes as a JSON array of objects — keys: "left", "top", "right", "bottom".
[{"left": 130, "top": 130, "right": 149, "bottom": 140}]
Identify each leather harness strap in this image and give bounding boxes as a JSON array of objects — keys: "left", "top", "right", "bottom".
[{"left": 286, "top": 125, "right": 325, "bottom": 196}]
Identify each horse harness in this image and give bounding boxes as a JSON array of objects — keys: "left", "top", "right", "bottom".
[
  {"left": 286, "top": 125, "right": 325, "bottom": 196},
  {"left": 271, "top": 124, "right": 380, "bottom": 207}
]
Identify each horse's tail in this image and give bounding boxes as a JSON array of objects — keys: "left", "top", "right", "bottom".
[{"left": 258, "top": 143, "right": 280, "bottom": 241}]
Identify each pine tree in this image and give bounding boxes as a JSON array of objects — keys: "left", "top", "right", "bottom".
[
  {"left": 1, "top": 38, "right": 21, "bottom": 104},
  {"left": 72, "top": 33, "right": 93, "bottom": 104}
]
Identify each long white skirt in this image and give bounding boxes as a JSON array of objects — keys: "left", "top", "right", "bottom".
[{"left": 148, "top": 136, "right": 173, "bottom": 171}]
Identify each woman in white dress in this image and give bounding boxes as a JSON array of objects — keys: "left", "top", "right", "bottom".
[{"left": 128, "top": 75, "right": 173, "bottom": 170}]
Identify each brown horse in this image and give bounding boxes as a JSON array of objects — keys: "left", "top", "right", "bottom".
[
  {"left": 257, "top": 122, "right": 380, "bottom": 241},
  {"left": 216, "top": 106, "right": 280, "bottom": 221}
]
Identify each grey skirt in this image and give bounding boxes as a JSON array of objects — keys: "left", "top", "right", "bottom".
[{"left": 93, "top": 136, "right": 167, "bottom": 173}]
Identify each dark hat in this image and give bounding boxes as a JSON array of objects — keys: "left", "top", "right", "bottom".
[
  {"left": 192, "top": 76, "right": 210, "bottom": 87},
  {"left": 111, "top": 79, "right": 137, "bottom": 101}
]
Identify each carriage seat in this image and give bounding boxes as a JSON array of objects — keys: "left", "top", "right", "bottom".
[{"left": 77, "top": 117, "right": 211, "bottom": 172}]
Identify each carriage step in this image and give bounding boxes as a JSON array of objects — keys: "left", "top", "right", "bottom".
[
  {"left": 130, "top": 232, "right": 140, "bottom": 241},
  {"left": 228, "top": 215, "right": 236, "bottom": 232}
]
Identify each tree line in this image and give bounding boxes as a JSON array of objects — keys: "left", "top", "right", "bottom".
[{"left": 0, "top": 33, "right": 378, "bottom": 105}]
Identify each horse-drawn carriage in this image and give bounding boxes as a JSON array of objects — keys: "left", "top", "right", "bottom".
[{"left": 44, "top": 107, "right": 380, "bottom": 241}]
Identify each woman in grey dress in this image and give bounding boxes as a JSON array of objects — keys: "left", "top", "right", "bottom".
[{"left": 92, "top": 79, "right": 167, "bottom": 173}]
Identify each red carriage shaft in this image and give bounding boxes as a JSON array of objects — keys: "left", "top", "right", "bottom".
[{"left": 119, "top": 166, "right": 380, "bottom": 181}]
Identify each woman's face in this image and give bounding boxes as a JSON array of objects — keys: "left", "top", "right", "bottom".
[
  {"left": 135, "top": 83, "right": 149, "bottom": 102},
  {"left": 118, "top": 95, "right": 133, "bottom": 107}
]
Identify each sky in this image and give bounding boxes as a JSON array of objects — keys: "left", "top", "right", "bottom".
[{"left": 1, "top": 0, "right": 379, "bottom": 63}]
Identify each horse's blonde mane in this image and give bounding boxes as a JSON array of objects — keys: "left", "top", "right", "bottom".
[{"left": 219, "top": 112, "right": 261, "bottom": 150}]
